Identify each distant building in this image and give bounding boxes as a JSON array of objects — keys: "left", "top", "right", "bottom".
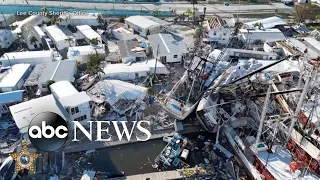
[
  {"left": 76, "top": 25, "right": 102, "bottom": 45},
  {"left": 118, "top": 40, "right": 147, "bottom": 63},
  {"left": 125, "top": 16, "right": 168, "bottom": 37},
  {"left": 67, "top": 44, "right": 106, "bottom": 64},
  {"left": 0, "top": 30, "right": 14, "bottom": 49},
  {"left": 50, "top": 81, "right": 91, "bottom": 124},
  {"left": 0, "top": 64, "right": 33, "bottom": 92},
  {"left": 9, "top": 94, "right": 69, "bottom": 133},
  {"left": 203, "top": 16, "right": 232, "bottom": 45},
  {"left": 147, "top": 33, "right": 188, "bottom": 63},
  {"left": 244, "top": 16, "right": 287, "bottom": 29},
  {"left": 112, "top": 23, "right": 135, "bottom": 41},
  {"left": 59, "top": 13, "right": 101, "bottom": 26},
  {"left": 0, "top": 50, "right": 54, "bottom": 66},
  {"left": 45, "top": 25, "right": 76, "bottom": 50}
]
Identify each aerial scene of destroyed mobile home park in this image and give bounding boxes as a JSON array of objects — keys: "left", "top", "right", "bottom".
[{"left": 1, "top": 0, "right": 320, "bottom": 179}]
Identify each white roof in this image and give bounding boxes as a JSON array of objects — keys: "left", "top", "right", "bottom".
[
  {"left": 125, "top": 16, "right": 160, "bottom": 29},
  {"left": 135, "top": 59, "right": 170, "bottom": 74},
  {"left": 103, "top": 63, "right": 150, "bottom": 75},
  {"left": 240, "top": 28, "right": 286, "bottom": 42},
  {"left": 89, "top": 80, "right": 147, "bottom": 106},
  {"left": 9, "top": 95, "right": 69, "bottom": 133},
  {"left": 76, "top": 25, "right": 101, "bottom": 40},
  {"left": 304, "top": 37, "right": 320, "bottom": 52},
  {"left": 0, "top": 64, "right": 31, "bottom": 88},
  {"left": 68, "top": 45, "right": 106, "bottom": 57},
  {"left": 34, "top": 26, "right": 45, "bottom": 37},
  {"left": 59, "top": 91, "right": 91, "bottom": 107},
  {"left": 45, "top": 25, "right": 69, "bottom": 42},
  {"left": 245, "top": 16, "right": 287, "bottom": 29},
  {"left": 50, "top": 81, "right": 79, "bottom": 99},
  {"left": 0, "top": 50, "right": 53, "bottom": 61}
]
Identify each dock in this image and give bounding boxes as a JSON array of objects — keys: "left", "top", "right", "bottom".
[{"left": 107, "top": 170, "right": 184, "bottom": 180}]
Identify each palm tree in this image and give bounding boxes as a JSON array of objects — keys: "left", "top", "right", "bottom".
[
  {"left": 97, "top": 14, "right": 104, "bottom": 26},
  {"left": 152, "top": 8, "right": 161, "bottom": 17},
  {"left": 30, "top": 36, "right": 38, "bottom": 48},
  {"left": 65, "top": 37, "right": 74, "bottom": 47},
  {"left": 185, "top": 8, "right": 193, "bottom": 22},
  {"left": 86, "top": 53, "right": 104, "bottom": 76},
  {"left": 50, "top": 16, "right": 57, "bottom": 25},
  {"left": 89, "top": 38, "right": 100, "bottom": 46},
  {"left": 41, "top": 7, "right": 48, "bottom": 16}
]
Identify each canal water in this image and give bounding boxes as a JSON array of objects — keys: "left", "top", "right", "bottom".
[{"left": 90, "top": 132, "right": 214, "bottom": 176}]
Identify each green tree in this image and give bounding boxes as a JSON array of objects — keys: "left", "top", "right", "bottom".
[
  {"left": 50, "top": 16, "right": 57, "bottom": 25},
  {"left": 294, "top": 4, "right": 320, "bottom": 23},
  {"left": 41, "top": 7, "right": 48, "bottom": 16},
  {"left": 119, "top": 16, "right": 125, "bottom": 23},
  {"left": 152, "top": 8, "right": 161, "bottom": 17},
  {"left": 185, "top": 8, "right": 193, "bottom": 22},
  {"left": 316, "top": 15, "right": 320, "bottom": 21},
  {"left": 30, "top": 36, "right": 38, "bottom": 47},
  {"left": 46, "top": 80, "right": 55, "bottom": 93},
  {"left": 86, "top": 53, "right": 104, "bottom": 76},
  {"left": 89, "top": 38, "right": 100, "bottom": 46}
]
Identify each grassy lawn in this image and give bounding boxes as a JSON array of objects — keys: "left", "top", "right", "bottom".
[{"left": 237, "top": 13, "right": 292, "bottom": 19}]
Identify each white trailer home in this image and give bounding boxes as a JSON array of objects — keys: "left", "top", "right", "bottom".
[{"left": 45, "top": 25, "right": 76, "bottom": 50}]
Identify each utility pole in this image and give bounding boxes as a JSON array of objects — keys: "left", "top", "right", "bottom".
[
  {"left": 254, "top": 81, "right": 272, "bottom": 153},
  {"left": 153, "top": 44, "right": 160, "bottom": 83},
  {"left": 1, "top": 11, "right": 11, "bottom": 31},
  {"left": 286, "top": 66, "right": 317, "bottom": 143}
]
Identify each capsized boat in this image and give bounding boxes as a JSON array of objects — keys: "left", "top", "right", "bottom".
[{"left": 161, "top": 51, "right": 232, "bottom": 120}]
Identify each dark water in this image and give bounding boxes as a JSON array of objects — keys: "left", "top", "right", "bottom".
[
  {"left": 91, "top": 139, "right": 167, "bottom": 176},
  {"left": 90, "top": 132, "right": 215, "bottom": 176}
]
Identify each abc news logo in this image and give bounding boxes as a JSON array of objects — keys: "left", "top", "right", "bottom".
[
  {"left": 28, "top": 112, "right": 68, "bottom": 152},
  {"left": 28, "top": 112, "right": 151, "bottom": 152}
]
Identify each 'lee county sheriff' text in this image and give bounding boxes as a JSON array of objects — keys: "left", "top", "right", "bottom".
[{"left": 16, "top": 11, "right": 88, "bottom": 16}]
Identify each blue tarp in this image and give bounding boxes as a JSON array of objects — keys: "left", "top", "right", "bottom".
[{"left": 0, "top": 90, "right": 24, "bottom": 104}]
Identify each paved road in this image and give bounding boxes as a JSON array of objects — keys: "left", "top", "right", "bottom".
[{"left": 1, "top": 0, "right": 293, "bottom": 14}]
